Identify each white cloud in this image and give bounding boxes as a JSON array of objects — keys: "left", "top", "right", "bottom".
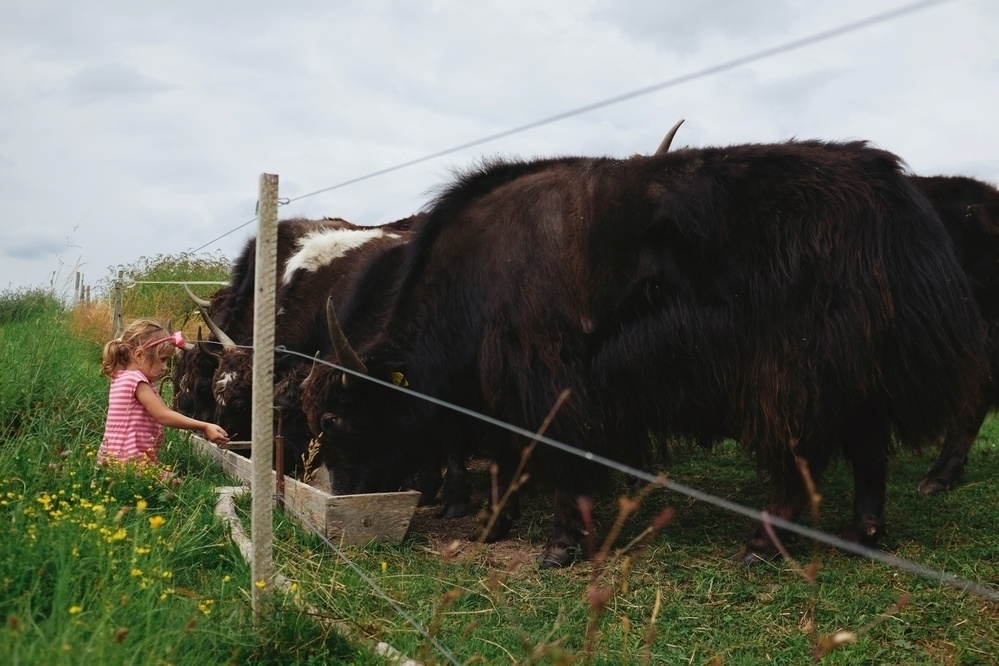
[{"left": 0, "top": 0, "right": 996, "bottom": 295}]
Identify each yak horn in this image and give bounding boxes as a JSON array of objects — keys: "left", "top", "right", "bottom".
[
  {"left": 197, "top": 326, "right": 220, "bottom": 360},
  {"left": 326, "top": 296, "right": 368, "bottom": 376},
  {"left": 654, "top": 119, "right": 685, "bottom": 155},
  {"left": 184, "top": 284, "right": 212, "bottom": 309},
  {"left": 196, "top": 303, "right": 237, "bottom": 349}
]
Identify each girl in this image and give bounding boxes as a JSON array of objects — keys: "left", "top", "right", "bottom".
[{"left": 99, "top": 319, "right": 229, "bottom": 466}]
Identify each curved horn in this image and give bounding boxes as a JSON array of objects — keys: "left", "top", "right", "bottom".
[
  {"left": 326, "top": 296, "right": 368, "bottom": 376},
  {"left": 197, "top": 326, "right": 220, "bottom": 360},
  {"left": 302, "top": 352, "right": 321, "bottom": 393},
  {"left": 184, "top": 284, "right": 212, "bottom": 309},
  {"left": 654, "top": 119, "right": 685, "bottom": 155},
  {"left": 196, "top": 303, "right": 237, "bottom": 349}
]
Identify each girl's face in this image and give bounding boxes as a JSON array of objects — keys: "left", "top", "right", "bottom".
[{"left": 136, "top": 347, "right": 173, "bottom": 382}]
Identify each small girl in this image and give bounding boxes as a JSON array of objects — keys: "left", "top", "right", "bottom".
[{"left": 99, "top": 319, "right": 229, "bottom": 467}]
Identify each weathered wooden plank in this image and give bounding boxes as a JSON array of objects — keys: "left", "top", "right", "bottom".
[
  {"left": 217, "top": 440, "right": 253, "bottom": 451},
  {"left": 326, "top": 491, "right": 421, "bottom": 544},
  {"left": 190, "top": 435, "right": 418, "bottom": 545}
]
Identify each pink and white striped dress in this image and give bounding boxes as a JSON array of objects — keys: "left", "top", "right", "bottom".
[{"left": 98, "top": 369, "right": 163, "bottom": 464}]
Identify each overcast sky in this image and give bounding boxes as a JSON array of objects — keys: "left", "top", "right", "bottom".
[{"left": 2, "top": 0, "right": 997, "bottom": 297}]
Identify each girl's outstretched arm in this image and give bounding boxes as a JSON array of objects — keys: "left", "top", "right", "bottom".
[{"left": 135, "top": 382, "right": 229, "bottom": 445}]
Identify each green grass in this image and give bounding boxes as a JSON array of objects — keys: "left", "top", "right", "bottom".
[
  {"left": 0, "top": 264, "right": 389, "bottom": 665},
  {"left": 2, "top": 262, "right": 998, "bottom": 664},
  {"left": 248, "top": 438, "right": 998, "bottom": 665}
]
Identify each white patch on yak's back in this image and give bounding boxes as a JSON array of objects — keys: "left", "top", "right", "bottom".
[{"left": 282, "top": 227, "right": 389, "bottom": 285}]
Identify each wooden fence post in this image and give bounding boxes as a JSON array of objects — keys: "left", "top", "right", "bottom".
[
  {"left": 112, "top": 269, "right": 124, "bottom": 338},
  {"left": 251, "top": 174, "right": 278, "bottom": 618}
]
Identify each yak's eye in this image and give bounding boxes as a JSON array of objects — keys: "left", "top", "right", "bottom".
[{"left": 321, "top": 412, "right": 349, "bottom": 433}]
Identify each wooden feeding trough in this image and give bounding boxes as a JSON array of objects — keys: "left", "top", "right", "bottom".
[{"left": 191, "top": 435, "right": 420, "bottom": 546}]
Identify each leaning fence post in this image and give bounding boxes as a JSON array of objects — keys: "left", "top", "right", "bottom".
[
  {"left": 112, "top": 269, "right": 124, "bottom": 338},
  {"left": 251, "top": 173, "right": 278, "bottom": 619}
]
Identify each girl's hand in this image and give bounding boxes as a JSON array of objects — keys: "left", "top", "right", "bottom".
[{"left": 204, "top": 424, "right": 229, "bottom": 445}]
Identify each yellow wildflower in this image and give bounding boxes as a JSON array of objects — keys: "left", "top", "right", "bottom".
[
  {"left": 148, "top": 516, "right": 165, "bottom": 530},
  {"left": 198, "top": 599, "right": 215, "bottom": 616},
  {"left": 68, "top": 606, "right": 82, "bottom": 615}
]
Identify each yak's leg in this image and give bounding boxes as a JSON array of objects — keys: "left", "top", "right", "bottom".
[
  {"left": 469, "top": 439, "right": 522, "bottom": 543},
  {"left": 734, "top": 433, "right": 837, "bottom": 564},
  {"left": 918, "top": 402, "right": 989, "bottom": 494},
  {"left": 437, "top": 451, "right": 474, "bottom": 518},
  {"left": 436, "top": 416, "right": 477, "bottom": 518},
  {"left": 841, "top": 413, "right": 892, "bottom": 547},
  {"left": 733, "top": 468, "right": 807, "bottom": 564},
  {"left": 414, "top": 457, "right": 443, "bottom": 507},
  {"left": 538, "top": 487, "right": 587, "bottom": 569}
]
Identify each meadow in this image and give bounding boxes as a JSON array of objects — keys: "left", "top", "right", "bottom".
[{"left": 1, "top": 256, "right": 997, "bottom": 664}]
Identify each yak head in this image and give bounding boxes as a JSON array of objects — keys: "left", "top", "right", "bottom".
[
  {"left": 298, "top": 298, "right": 417, "bottom": 496},
  {"left": 211, "top": 348, "right": 254, "bottom": 439},
  {"left": 192, "top": 297, "right": 254, "bottom": 440},
  {"left": 172, "top": 327, "right": 220, "bottom": 423}
]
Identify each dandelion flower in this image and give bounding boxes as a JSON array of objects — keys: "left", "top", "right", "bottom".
[
  {"left": 136, "top": 500, "right": 147, "bottom": 514},
  {"left": 148, "top": 516, "right": 165, "bottom": 530},
  {"left": 254, "top": 580, "right": 266, "bottom": 590},
  {"left": 68, "top": 606, "right": 82, "bottom": 615}
]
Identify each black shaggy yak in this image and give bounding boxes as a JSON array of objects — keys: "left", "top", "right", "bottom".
[
  {"left": 301, "top": 140, "right": 988, "bottom": 567},
  {"left": 912, "top": 175, "right": 999, "bottom": 493}
]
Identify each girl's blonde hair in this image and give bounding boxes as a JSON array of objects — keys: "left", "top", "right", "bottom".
[{"left": 101, "top": 319, "right": 173, "bottom": 377}]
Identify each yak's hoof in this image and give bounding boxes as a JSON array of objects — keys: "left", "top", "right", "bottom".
[
  {"left": 469, "top": 510, "right": 514, "bottom": 544},
  {"left": 731, "top": 547, "right": 771, "bottom": 565},
  {"left": 538, "top": 545, "right": 577, "bottom": 569},
  {"left": 417, "top": 494, "right": 438, "bottom": 508},
  {"left": 917, "top": 476, "right": 955, "bottom": 495},
  {"left": 732, "top": 533, "right": 780, "bottom": 564},
  {"left": 436, "top": 501, "right": 474, "bottom": 519},
  {"left": 844, "top": 517, "right": 885, "bottom": 548}
]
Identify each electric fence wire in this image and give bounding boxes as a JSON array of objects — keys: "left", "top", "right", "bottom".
[
  {"left": 180, "top": 0, "right": 956, "bottom": 259},
  {"left": 201, "top": 340, "right": 999, "bottom": 603}
]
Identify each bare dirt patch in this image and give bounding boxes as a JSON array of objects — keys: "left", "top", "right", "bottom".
[{"left": 403, "top": 457, "right": 554, "bottom": 572}]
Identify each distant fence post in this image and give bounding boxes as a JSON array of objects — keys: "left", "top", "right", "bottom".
[
  {"left": 74, "top": 272, "right": 81, "bottom": 305},
  {"left": 112, "top": 269, "right": 125, "bottom": 338},
  {"left": 251, "top": 173, "right": 278, "bottom": 619}
]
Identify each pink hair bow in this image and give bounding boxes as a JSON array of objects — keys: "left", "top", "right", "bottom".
[{"left": 143, "top": 331, "right": 186, "bottom": 350}]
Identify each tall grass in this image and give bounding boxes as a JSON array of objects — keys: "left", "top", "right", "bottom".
[
  {"left": 106, "top": 252, "right": 231, "bottom": 333},
  {"left": 0, "top": 260, "right": 387, "bottom": 665}
]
